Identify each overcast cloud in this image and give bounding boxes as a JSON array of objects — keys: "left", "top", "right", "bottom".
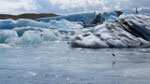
[{"left": 0, "top": 0, "right": 150, "bottom": 15}]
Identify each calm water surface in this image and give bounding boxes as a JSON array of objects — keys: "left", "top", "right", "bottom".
[{"left": 0, "top": 42, "right": 150, "bottom": 84}]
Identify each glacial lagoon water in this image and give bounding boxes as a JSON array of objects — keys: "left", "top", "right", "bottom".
[{"left": 0, "top": 42, "right": 150, "bottom": 84}]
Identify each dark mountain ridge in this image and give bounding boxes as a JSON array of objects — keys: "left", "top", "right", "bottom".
[{"left": 0, "top": 13, "right": 59, "bottom": 20}]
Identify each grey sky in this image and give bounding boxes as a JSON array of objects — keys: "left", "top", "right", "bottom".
[{"left": 0, "top": 0, "right": 149, "bottom": 15}]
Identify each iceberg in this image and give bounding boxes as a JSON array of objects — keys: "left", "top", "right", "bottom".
[
  {"left": 49, "top": 19, "right": 83, "bottom": 30},
  {"left": 14, "top": 19, "right": 49, "bottom": 28},
  {"left": 38, "top": 12, "right": 120, "bottom": 26},
  {"left": 18, "top": 30, "right": 58, "bottom": 44},
  {"left": 71, "top": 14, "right": 150, "bottom": 48},
  {"left": 5, "top": 29, "right": 59, "bottom": 44},
  {"left": 0, "top": 19, "right": 83, "bottom": 30},
  {"left": 38, "top": 12, "right": 96, "bottom": 25},
  {"left": 0, "top": 30, "right": 18, "bottom": 43},
  {"left": 0, "top": 11, "right": 148, "bottom": 46},
  {"left": 0, "top": 18, "right": 83, "bottom": 44},
  {"left": 0, "top": 19, "right": 15, "bottom": 29},
  {"left": 0, "top": 19, "right": 49, "bottom": 29}
]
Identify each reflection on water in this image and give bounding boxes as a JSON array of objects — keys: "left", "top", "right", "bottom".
[{"left": 0, "top": 42, "right": 150, "bottom": 84}]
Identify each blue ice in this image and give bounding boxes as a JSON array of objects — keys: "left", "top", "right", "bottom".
[{"left": 38, "top": 12, "right": 96, "bottom": 25}]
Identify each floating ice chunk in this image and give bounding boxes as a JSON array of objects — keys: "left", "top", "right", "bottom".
[
  {"left": 20, "top": 31, "right": 43, "bottom": 44},
  {"left": 13, "top": 27, "right": 44, "bottom": 36},
  {"left": 0, "top": 30, "right": 18, "bottom": 43},
  {"left": 42, "top": 30, "right": 58, "bottom": 41},
  {"left": 0, "top": 44, "right": 11, "bottom": 48},
  {"left": 102, "top": 12, "right": 118, "bottom": 22},
  {"left": 14, "top": 19, "right": 49, "bottom": 28},
  {"left": 16, "top": 29, "right": 58, "bottom": 44},
  {"left": 5, "top": 30, "right": 59, "bottom": 44},
  {"left": 71, "top": 32, "right": 109, "bottom": 48}
]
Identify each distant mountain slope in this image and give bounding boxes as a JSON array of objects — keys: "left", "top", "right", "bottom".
[{"left": 0, "top": 13, "right": 59, "bottom": 20}]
